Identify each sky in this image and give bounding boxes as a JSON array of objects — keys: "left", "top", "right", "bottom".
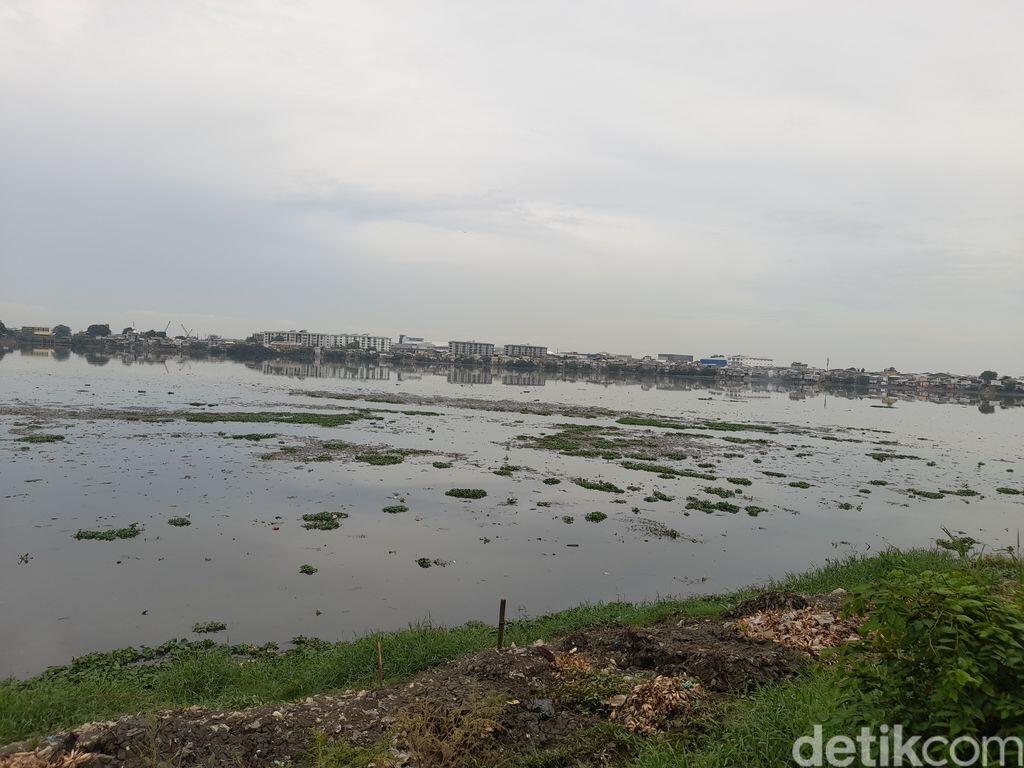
[{"left": 1, "top": 1, "right": 1022, "bottom": 374}]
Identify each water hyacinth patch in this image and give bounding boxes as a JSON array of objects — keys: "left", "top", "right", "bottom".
[
  {"left": 446, "top": 488, "right": 487, "bottom": 499},
  {"left": 74, "top": 523, "right": 141, "bottom": 541}
]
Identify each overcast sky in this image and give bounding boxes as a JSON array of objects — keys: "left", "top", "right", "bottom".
[{"left": 1, "top": 1, "right": 1021, "bottom": 373}]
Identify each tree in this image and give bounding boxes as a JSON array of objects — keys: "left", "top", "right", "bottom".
[
  {"left": 122, "top": 326, "right": 134, "bottom": 336},
  {"left": 86, "top": 324, "right": 111, "bottom": 337},
  {"left": 980, "top": 370, "right": 998, "bottom": 383},
  {"left": 0, "top": 320, "right": 8, "bottom": 336},
  {"left": 52, "top": 324, "right": 71, "bottom": 338}
]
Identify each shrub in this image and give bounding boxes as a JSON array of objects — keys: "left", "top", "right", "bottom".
[{"left": 842, "top": 568, "right": 1024, "bottom": 740}]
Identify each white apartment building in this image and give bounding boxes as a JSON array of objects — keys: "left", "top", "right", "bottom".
[
  {"left": 255, "top": 330, "right": 391, "bottom": 352},
  {"left": 503, "top": 344, "right": 547, "bottom": 358},
  {"left": 448, "top": 340, "right": 494, "bottom": 357}
]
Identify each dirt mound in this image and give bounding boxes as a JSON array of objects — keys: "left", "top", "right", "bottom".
[
  {"left": 584, "top": 621, "right": 806, "bottom": 691},
  {"left": 723, "top": 590, "right": 810, "bottom": 619},
  {"left": 2, "top": 617, "right": 814, "bottom": 767}
]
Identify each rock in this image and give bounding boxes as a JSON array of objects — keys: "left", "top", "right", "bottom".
[{"left": 526, "top": 698, "right": 555, "bottom": 719}]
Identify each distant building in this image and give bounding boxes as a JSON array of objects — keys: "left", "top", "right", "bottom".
[
  {"left": 449, "top": 340, "right": 494, "bottom": 357},
  {"left": 255, "top": 330, "right": 391, "bottom": 352},
  {"left": 658, "top": 354, "right": 693, "bottom": 364},
  {"left": 398, "top": 334, "right": 425, "bottom": 344},
  {"left": 503, "top": 343, "right": 547, "bottom": 358},
  {"left": 728, "top": 355, "right": 774, "bottom": 368},
  {"left": 698, "top": 356, "right": 728, "bottom": 366},
  {"left": 21, "top": 326, "right": 52, "bottom": 338}
]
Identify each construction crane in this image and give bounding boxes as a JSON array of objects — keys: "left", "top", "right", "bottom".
[
  {"left": 180, "top": 324, "right": 194, "bottom": 339},
  {"left": 163, "top": 321, "right": 171, "bottom": 335}
]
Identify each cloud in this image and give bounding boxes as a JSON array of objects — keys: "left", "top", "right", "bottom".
[{"left": 1, "top": 0, "right": 1022, "bottom": 372}]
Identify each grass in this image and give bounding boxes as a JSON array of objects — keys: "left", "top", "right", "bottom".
[
  {"left": 16, "top": 434, "right": 65, "bottom": 443},
  {"left": 73, "top": 523, "right": 141, "bottom": 541},
  {"left": 573, "top": 478, "right": 625, "bottom": 493},
  {"left": 0, "top": 550, "right": 972, "bottom": 746},
  {"left": 445, "top": 488, "right": 487, "bottom": 499}
]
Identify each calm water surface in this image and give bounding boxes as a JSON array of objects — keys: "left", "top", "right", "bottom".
[{"left": 1, "top": 350, "right": 1022, "bottom": 677}]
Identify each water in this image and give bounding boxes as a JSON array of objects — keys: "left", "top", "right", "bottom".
[{"left": 1, "top": 349, "right": 1022, "bottom": 678}]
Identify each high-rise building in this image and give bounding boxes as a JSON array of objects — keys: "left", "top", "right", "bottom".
[
  {"left": 503, "top": 344, "right": 547, "bottom": 358},
  {"left": 448, "top": 340, "right": 494, "bottom": 357}
]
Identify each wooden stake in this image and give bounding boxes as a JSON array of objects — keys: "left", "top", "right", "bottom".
[
  {"left": 375, "top": 639, "right": 384, "bottom": 687},
  {"left": 497, "top": 598, "right": 507, "bottom": 649}
]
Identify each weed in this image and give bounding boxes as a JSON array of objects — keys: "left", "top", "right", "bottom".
[
  {"left": 356, "top": 453, "right": 404, "bottom": 465},
  {"left": 17, "top": 434, "right": 65, "bottom": 443},
  {"left": 186, "top": 411, "right": 378, "bottom": 427},
  {"left": 561, "top": 515, "right": 575, "bottom": 524},
  {"left": 432, "top": 461, "right": 453, "bottom": 469},
  {"left": 996, "top": 487, "right": 1022, "bottom": 495},
  {"left": 908, "top": 489, "right": 944, "bottom": 499},
  {"left": 299, "top": 564, "right": 318, "bottom": 575},
  {"left": 585, "top": 511, "right": 608, "bottom": 523},
  {"left": 788, "top": 481, "right": 812, "bottom": 489},
  {"left": 302, "top": 511, "right": 349, "bottom": 530},
  {"left": 229, "top": 433, "right": 277, "bottom": 441},
  {"left": 394, "top": 696, "right": 505, "bottom": 768},
  {"left": 382, "top": 505, "right": 408, "bottom": 514},
  {"left": 867, "top": 451, "right": 921, "bottom": 462},
  {"left": 762, "top": 471, "right": 787, "bottom": 478},
  {"left": 543, "top": 478, "right": 561, "bottom": 485},
  {"left": 726, "top": 477, "right": 752, "bottom": 486},
  {"left": 192, "top": 621, "right": 226, "bottom": 634},
  {"left": 745, "top": 506, "right": 766, "bottom": 516},
  {"left": 74, "top": 523, "right": 140, "bottom": 541},
  {"left": 573, "top": 478, "right": 624, "bottom": 493},
  {"left": 445, "top": 488, "right": 487, "bottom": 499},
  {"left": 167, "top": 517, "right": 191, "bottom": 527},
  {"left": 703, "top": 486, "right": 735, "bottom": 498},
  {"left": 643, "top": 490, "right": 674, "bottom": 503}
]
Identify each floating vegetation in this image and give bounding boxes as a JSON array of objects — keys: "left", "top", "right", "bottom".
[
  {"left": 996, "top": 487, "right": 1022, "bottom": 495},
  {"left": 762, "top": 471, "right": 787, "bottom": 478},
  {"left": 867, "top": 452, "right": 921, "bottom": 462},
  {"left": 561, "top": 515, "right": 575, "bottom": 524},
  {"left": 721, "top": 436, "right": 771, "bottom": 445},
  {"left": 573, "top": 478, "right": 624, "bottom": 493},
  {"left": 299, "top": 564, "right": 318, "bottom": 575},
  {"left": 537, "top": 501, "right": 552, "bottom": 507},
  {"left": 643, "top": 490, "right": 675, "bottom": 503},
  {"left": 322, "top": 440, "right": 354, "bottom": 450},
  {"left": 702, "top": 486, "right": 735, "bottom": 498},
  {"left": 868, "top": 480, "right": 889, "bottom": 486},
  {"left": 229, "top": 433, "right": 277, "bottom": 441},
  {"left": 432, "top": 461, "right": 453, "bottom": 469},
  {"left": 356, "top": 453, "right": 404, "bottom": 465},
  {"left": 744, "top": 505, "right": 766, "bottom": 516},
  {"left": 838, "top": 502, "right": 854, "bottom": 510},
  {"left": 74, "top": 523, "right": 140, "bottom": 541},
  {"left": 500, "top": 497, "right": 518, "bottom": 506},
  {"left": 702, "top": 421, "right": 777, "bottom": 434},
  {"left": 542, "top": 478, "right": 561, "bottom": 485},
  {"left": 301, "top": 511, "right": 349, "bottom": 530},
  {"left": 446, "top": 488, "right": 487, "bottom": 499},
  {"left": 616, "top": 417, "right": 688, "bottom": 430},
  {"left": 685, "top": 498, "right": 737, "bottom": 513},
  {"left": 621, "top": 460, "right": 676, "bottom": 474},
  {"left": 416, "top": 557, "right": 448, "bottom": 568},
  {"left": 585, "top": 511, "right": 608, "bottom": 523},
  {"left": 382, "top": 505, "right": 408, "bottom": 514},
  {"left": 192, "top": 621, "right": 226, "bottom": 634},
  {"left": 908, "top": 489, "right": 944, "bottom": 500},
  {"left": 940, "top": 488, "right": 979, "bottom": 497},
  {"left": 726, "top": 477, "right": 752, "bottom": 486},
  {"left": 186, "top": 411, "right": 378, "bottom": 427},
  {"left": 167, "top": 517, "right": 191, "bottom": 527},
  {"left": 17, "top": 433, "right": 65, "bottom": 443}
]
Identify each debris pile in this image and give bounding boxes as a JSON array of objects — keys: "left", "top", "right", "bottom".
[
  {"left": 615, "top": 675, "right": 705, "bottom": 734},
  {"left": 735, "top": 607, "right": 860, "bottom": 655}
]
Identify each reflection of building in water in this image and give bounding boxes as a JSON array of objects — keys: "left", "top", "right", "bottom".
[
  {"left": 447, "top": 367, "right": 492, "bottom": 384},
  {"left": 501, "top": 371, "right": 546, "bottom": 386},
  {"left": 261, "top": 361, "right": 391, "bottom": 380},
  {"left": 658, "top": 353, "right": 693, "bottom": 364}
]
